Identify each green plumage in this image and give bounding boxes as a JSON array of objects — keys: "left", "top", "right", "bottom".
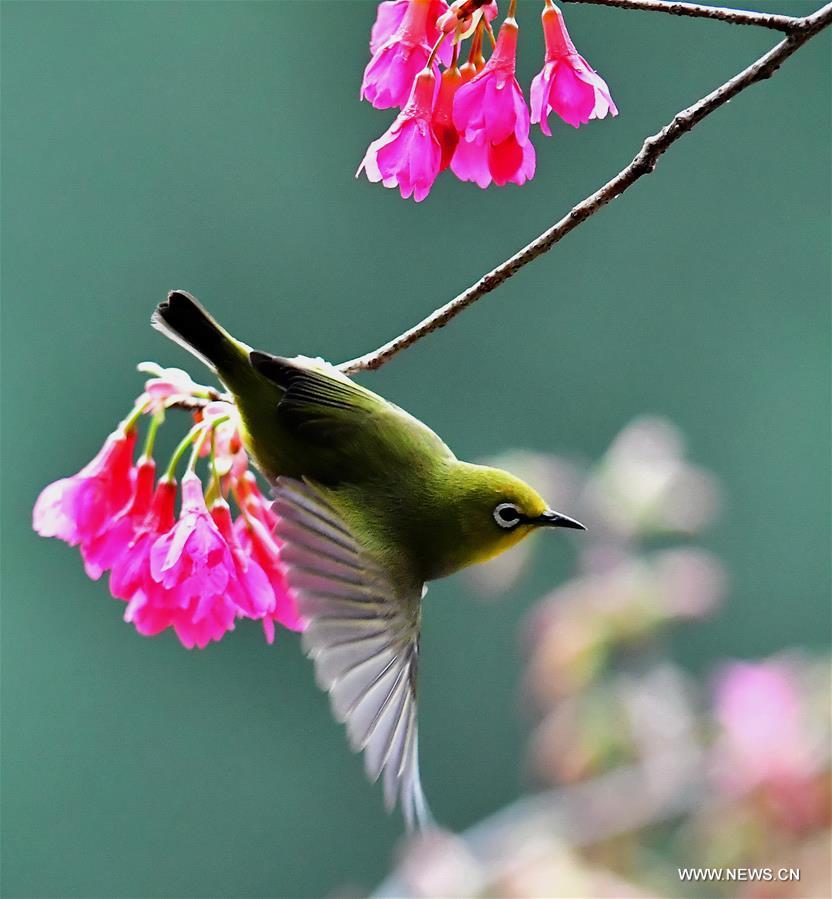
[
  {"left": 153, "top": 290, "right": 583, "bottom": 830},
  {"left": 153, "top": 292, "right": 560, "bottom": 583}
]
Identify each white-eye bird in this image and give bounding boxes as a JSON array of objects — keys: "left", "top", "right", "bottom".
[{"left": 153, "top": 290, "right": 585, "bottom": 830}]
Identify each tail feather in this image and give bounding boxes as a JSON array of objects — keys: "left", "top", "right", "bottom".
[{"left": 152, "top": 290, "right": 249, "bottom": 375}]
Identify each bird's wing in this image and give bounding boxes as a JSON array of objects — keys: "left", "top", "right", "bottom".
[
  {"left": 250, "top": 351, "right": 452, "bottom": 459},
  {"left": 250, "top": 351, "right": 381, "bottom": 436},
  {"left": 271, "top": 476, "right": 433, "bottom": 831}
]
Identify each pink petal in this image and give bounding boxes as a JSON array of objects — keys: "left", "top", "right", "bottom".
[
  {"left": 487, "top": 134, "right": 535, "bottom": 186},
  {"left": 33, "top": 429, "right": 137, "bottom": 546},
  {"left": 370, "top": 0, "right": 408, "bottom": 54},
  {"left": 482, "top": 75, "right": 516, "bottom": 145},
  {"left": 573, "top": 57, "right": 617, "bottom": 119},
  {"left": 450, "top": 135, "right": 492, "bottom": 188},
  {"left": 549, "top": 60, "right": 596, "bottom": 128},
  {"left": 488, "top": 135, "right": 524, "bottom": 186},
  {"left": 511, "top": 79, "right": 531, "bottom": 143},
  {"left": 361, "top": 41, "right": 434, "bottom": 110},
  {"left": 530, "top": 63, "right": 555, "bottom": 136},
  {"left": 452, "top": 75, "right": 488, "bottom": 137},
  {"left": 33, "top": 478, "right": 80, "bottom": 543}
]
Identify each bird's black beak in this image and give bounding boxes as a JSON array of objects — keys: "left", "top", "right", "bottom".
[{"left": 535, "top": 509, "right": 586, "bottom": 531}]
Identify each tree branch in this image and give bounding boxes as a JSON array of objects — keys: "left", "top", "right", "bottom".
[
  {"left": 561, "top": 0, "right": 803, "bottom": 33},
  {"left": 338, "top": 1, "right": 832, "bottom": 375}
]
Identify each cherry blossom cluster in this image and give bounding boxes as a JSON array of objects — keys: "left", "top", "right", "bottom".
[
  {"left": 358, "top": 0, "right": 617, "bottom": 201},
  {"left": 32, "top": 365, "right": 303, "bottom": 649}
]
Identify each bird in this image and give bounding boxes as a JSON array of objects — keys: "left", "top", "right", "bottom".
[{"left": 153, "top": 289, "right": 585, "bottom": 830}]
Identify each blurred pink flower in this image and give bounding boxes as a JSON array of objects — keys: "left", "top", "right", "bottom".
[
  {"left": 525, "top": 551, "right": 725, "bottom": 705},
  {"left": 582, "top": 417, "right": 720, "bottom": 541},
  {"left": 33, "top": 427, "right": 137, "bottom": 548},
  {"left": 362, "top": 0, "right": 446, "bottom": 109},
  {"left": 371, "top": 0, "right": 452, "bottom": 67},
  {"left": 712, "top": 660, "right": 817, "bottom": 797},
  {"left": 654, "top": 549, "right": 725, "bottom": 620},
  {"left": 530, "top": 1, "right": 616, "bottom": 133},
  {"left": 80, "top": 458, "right": 156, "bottom": 580},
  {"left": 451, "top": 18, "right": 535, "bottom": 187},
  {"left": 358, "top": 68, "right": 442, "bottom": 201}
]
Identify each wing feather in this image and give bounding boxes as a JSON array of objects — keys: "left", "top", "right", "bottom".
[
  {"left": 364, "top": 668, "right": 410, "bottom": 779},
  {"left": 272, "top": 477, "right": 432, "bottom": 831},
  {"left": 273, "top": 519, "right": 360, "bottom": 567}
]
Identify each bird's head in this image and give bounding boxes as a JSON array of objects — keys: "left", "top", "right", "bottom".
[{"left": 439, "top": 462, "right": 585, "bottom": 575}]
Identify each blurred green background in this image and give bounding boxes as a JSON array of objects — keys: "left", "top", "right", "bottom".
[{"left": 2, "top": 1, "right": 829, "bottom": 896}]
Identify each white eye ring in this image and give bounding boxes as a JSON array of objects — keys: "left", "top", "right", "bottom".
[{"left": 493, "top": 502, "right": 521, "bottom": 529}]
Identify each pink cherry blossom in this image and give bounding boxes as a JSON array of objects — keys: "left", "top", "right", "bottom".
[
  {"left": 33, "top": 427, "right": 137, "bottom": 548},
  {"left": 203, "top": 406, "right": 248, "bottom": 483},
  {"left": 235, "top": 514, "right": 305, "bottom": 642},
  {"left": 451, "top": 18, "right": 536, "bottom": 188},
  {"left": 433, "top": 65, "right": 463, "bottom": 171},
  {"left": 110, "top": 478, "right": 177, "bottom": 607},
  {"left": 210, "top": 502, "right": 274, "bottom": 620},
  {"left": 81, "top": 458, "right": 156, "bottom": 580},
  {"left": 235, "top": 470, "right": 278, "bottom": 530},
  {"left": 358, "top": 68, "right": 442, "bottom": 202},
  {"left": 362, "top": 0, "right": 447, "bottom": 109},
  {"left": 371, "top": 0, "right": 452, "bottom": 67},
  {"left": 144, "top": 472, "right": 242, "bottom": 648},
  {"left": 530, "top": 1, "right": 617, "bottom": 133}
]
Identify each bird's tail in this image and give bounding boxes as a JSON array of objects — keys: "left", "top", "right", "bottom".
[{"left": 152, "top": 290, "right": 251, "bottom": 380}]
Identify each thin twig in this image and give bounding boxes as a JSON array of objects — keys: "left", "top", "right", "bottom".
[
  {"left": 562, "top": 0, "right": 803, "bottom": 33},
  {"left": 339, "top": 1, "right": 832, "bottom": 375},
  {"left": 165, "top": 395, "right": 227, "bottom": 412}
]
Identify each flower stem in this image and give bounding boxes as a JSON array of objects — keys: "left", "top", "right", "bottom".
[
  {"left": 426, "top": 31, "right": 448, "bottom": 67},
  {"left": 230, "top": 483, "right": 252, "bottom": 526},
  {"left": 186, "top": 415, "right": 230, "bottom": 474},
  {"left": 467, "top": 19, "right": 484, "bottom": 65},
  {"left": 485, "top": 18, "right": 496, "bottom": 47},
  {"left": 140, "top": 410, "right": 164, "bottom": 463},
  {"left": 120, "top": 395, "right": 151, "bottom": 433},
  {"left": 163, "top": 423, "right": 203, "bottom": 482},
  {"left": 205, "top": 427, "right": 224, "bottom": 505}
]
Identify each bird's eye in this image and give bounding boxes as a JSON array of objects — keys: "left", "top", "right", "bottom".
[{"left": 493, "top": 502, "right": 521, "bottom": 529}]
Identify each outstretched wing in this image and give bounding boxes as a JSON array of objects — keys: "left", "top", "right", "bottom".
[{"left": 271, "top": 477, "right": 432, "bottom": 831}]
